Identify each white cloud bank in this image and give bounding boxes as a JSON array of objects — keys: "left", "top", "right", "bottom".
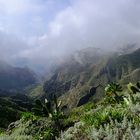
[{"left": 0, "top": 0, "right": 140, "bottom": 71}]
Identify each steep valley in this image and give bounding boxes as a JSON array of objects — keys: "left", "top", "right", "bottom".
[
  {"left": 30, "top": 48, "right": 140, "bottom": 109},
  {"left": 0, "top": 47, "right": 140, "bottom": 139}
]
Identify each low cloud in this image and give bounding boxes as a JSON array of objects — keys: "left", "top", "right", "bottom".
[{"left": 0, "top": 0, "right": 140, "bottom": 72}]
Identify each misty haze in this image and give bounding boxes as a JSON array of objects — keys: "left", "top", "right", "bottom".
[{"left": 0, "top": 0, "right": 140, "bottom": 140}]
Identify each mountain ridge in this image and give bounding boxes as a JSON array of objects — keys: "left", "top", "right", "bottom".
[
  {"left": 36, "top": 48, "right": 140, "bottom": 109},
  {"left": 0, "top": 61, "right": 37, "bottom": 91}
]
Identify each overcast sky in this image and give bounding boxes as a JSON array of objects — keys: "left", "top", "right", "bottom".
[{"left": 0, "top": 0, "right": 140, "bottom": 71}]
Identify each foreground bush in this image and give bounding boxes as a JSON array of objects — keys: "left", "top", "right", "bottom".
[{"left": 1, "top": 82, "right": 140, "bottom": 140}]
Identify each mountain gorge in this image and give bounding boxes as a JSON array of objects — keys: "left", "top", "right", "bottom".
[
  {"left": 2, "top": 0, "right": 140, "bottom": 139},
  {"left": 0, "top": 47, "right": 140, "bottom": 139},
  {"left": 0, "top": 47, "right": 140, "bottom": 140},
  {"left": 0, "top": 47, "right": 139, "bottom": 127},
  {"left": 39, "top": 47, "right": 140, "bottom": 109}
]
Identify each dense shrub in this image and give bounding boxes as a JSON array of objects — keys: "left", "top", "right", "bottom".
[{"left": 1, "top": 82, "right": 140, "bottom": 140}]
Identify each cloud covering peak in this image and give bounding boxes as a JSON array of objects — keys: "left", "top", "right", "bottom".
[{"left": 0, "top": 0, "right": 140, "bottom": 72}]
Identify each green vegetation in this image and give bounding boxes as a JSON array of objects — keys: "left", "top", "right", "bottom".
[
  {"left": 0, "top": 93, "right": 33, "bottom": 129},
  {"left": 1, "top": 81, "right": 140, "bottom": 139},
  {"left": 32, "top": 95, "right": 66, "bottom": 134},
  {"left": 0, "top": 48, "right": 140, "bottom": 139},
  {"left": 58, "top": 82, "right": 140, "bottom": 140},
  {"left": 0, "top": 97, "right": 23, "bottom": 129}
]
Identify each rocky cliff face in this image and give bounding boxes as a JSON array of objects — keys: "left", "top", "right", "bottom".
[{"left": 42, "top": 48, "right": 140, "bottom": 108}]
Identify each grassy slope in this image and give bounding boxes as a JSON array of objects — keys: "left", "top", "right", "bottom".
[
  {"left": 0, "top": 97, "right": 24, "bottom": 129},
  {"left": 1, "top": 83, "right": 140, "bottom": 140},
  {"left": 0, "top": 93, "right": 33, "bottom": 129}
]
